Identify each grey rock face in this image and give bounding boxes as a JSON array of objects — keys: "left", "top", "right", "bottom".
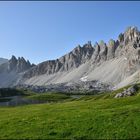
[
  {"left": 7, "top": 55, "right": 33, "bottom": 73},
  {"left": 24, "top": 41, "right": 95, "bottom": 78},
  {"left": 91, "top": 42, "right": 100, "bottom": 62},
  {"left": 8, "top": 55, "right": 18, "bottom": 71},
  {"left": 16, "top": 57, "right": 32, "bottom": 72},
  {"left": 118, "top": 33, "right": 124, "bottom": 43},
  {"left": 92, "top": 40, "right": 115, "bottom": 62},
  {"left": 114, "top": 85, "right": 138, "bottom": 98},
  {"left": 2, "top": 26, "right": 140, "bottom": 90},
  {"left": 99, "top": 40, "right": 108, "bottom": 61},
  {"left": 107, "top": 39, "right": 116, "bottom": 60},
  {"left": 24, "top": 26, "right": 140, "bottom": 80},
  {"left": 115, "top": 26, "right": 140, "bottom": 58},
  {"left": 124, "top": 26, "right": 140, "bottom": 46}
]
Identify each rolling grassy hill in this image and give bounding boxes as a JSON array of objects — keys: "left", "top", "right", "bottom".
[{"left": 0, "top": 86, "right": 140, "bottom": 139}]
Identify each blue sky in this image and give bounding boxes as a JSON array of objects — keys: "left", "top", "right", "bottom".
[{"left": 0, "top": 1, "right": 140, "bottom": 64}]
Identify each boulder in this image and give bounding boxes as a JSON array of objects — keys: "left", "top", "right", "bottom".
[{"left": 114, "top": 85, "right": 138, "bottom": 98}]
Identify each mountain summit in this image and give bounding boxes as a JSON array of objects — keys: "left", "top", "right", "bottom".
[{"left": 0, "top": 26, "right": 140, "bottom": 90}]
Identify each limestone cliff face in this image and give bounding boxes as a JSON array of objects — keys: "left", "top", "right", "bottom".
[
  {"left": 0, "top": 56, "right": 34, "bottom": 87},
  {"left": 23, "top": 26, "right": 140, "bottom": 79},
  {"left": 92, "top": 26, "right": 140, "bottom": 63},
  {"left": 0, "top": 55, "right": 34, "bottom": 73},
  {"left": 107, "top": 39, "right": 116, "bottom": 60},
  {"left": 24, "top": 41, "right": 95, "bottom": 78}
]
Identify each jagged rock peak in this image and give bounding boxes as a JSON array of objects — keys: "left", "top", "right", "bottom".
[
  {"left": 124, "top": 26, "right": 139, "bottom": 35},
  {"left": 83, "top": 41, "right": 92, "bottom": 48},
  {"left": 99, "top": 40, "right": 106, "bottom": 46},
  {"left": 107, "top": 39, "right": 116, "bottom": 60},
  {"left": 118, "top": 26, "right": 140, "bottom": 46},
  {"left": 20, "top": 57, "right": 26, "bottom": 61},
  {"left": 23, "top": 26, "right": 140, "bottom": 78},
  {"left": 75, "top": 44, "right": 81, "bottom": 49},
  {"left": 73, "top": 41, "right": 93, "bottom": 51},
  {"left": 10, "top": 55, "right": 17, "bottom": 62},
  {"left": 27, "top": 60, "right": 31, "bottom": 65},
  {"left": 8, "top": 55, "right": 33, "bottom": 73},
  {"left": 125, "top": 26, "right": 139, "bottom": 38},
  {"left": 8, "top": 55, "right": 18, "bottom": 71},
  {"left": 24, "top": 41, "right": 95, "bottom": 78},
  {"left": 71, "top": 41, "right": 94, "bottom": 57},
  {"left": 118, "top": 33, "right": 124, "bottom": 43},
  {"left": 72, "top": 45, "right": 82, "bottom": 54},
  {"left": 98, "top": 40, "right": 107, "bottom": 61},
  {"left": 108, "top": 39, "right": 115, "bottom": 46}
]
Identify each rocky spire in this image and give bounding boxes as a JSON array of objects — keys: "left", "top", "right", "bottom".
[
  {"left": 91, "top": 42, "right": 100, "bottom": 62},
  {"left": 99, "top": 40, "right": 108, "bottom": 61},
  {"left": 118, "top": 33, "right": 124, "bottom": 43},
  {"left": 24, "top": 41, "right": 95, "bottom": 78},
  {"left": 107, "top": 39, "right": 116, "bottom": 60},
  {"left": 7, "top": 56, "right": 33, "bottom": 73},
  {"left": 8, "top": 55, "right": 18, "bottom": 71},
  {"left": 123, "top": 26, "right": 139, "bottom": 46},
  {"left": 16, "top": 57, "right": 33, "bottom": 72}
]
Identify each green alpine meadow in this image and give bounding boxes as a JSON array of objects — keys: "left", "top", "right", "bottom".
[{"left": 0, "top": 85, "right": 140, "bottom": 139}]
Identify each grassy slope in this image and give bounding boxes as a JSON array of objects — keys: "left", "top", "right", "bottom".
[{"left": 0, "top": 91, "right": 140, "bottom": 139}]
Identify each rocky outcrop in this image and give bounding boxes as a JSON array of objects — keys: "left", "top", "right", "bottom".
[
  {"left": 124, "top": 26, "right": 140, "bottom": 46},
  {"left": 115, "top": 27, "right": 140, "bottom": 56},
  {"left": 8, "top": 55, "right": 17, "bottom": 71},
  {"left": 16, "top": 57, "right": 33, "bottom": 73},
  {"left": 92, "top": 40, "right": 117, "bottom": 63},
  {"left": 99, "top": 40, "right": 108, "bottom": 62},
  {"left": 114, "top": 85, "right": 138, "bottom": 98},
  {"left": 91, "top": 42, "right": 100, "bottom": 62},
  {"left": 107, "top": 39, "right": 116, "bottom": 60}
]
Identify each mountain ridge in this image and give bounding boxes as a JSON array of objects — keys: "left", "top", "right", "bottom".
[
  {"left": 0, "top": 26, "right": 140, "bottom": 90},
  {"left": 23, "top": 26, "right": 140, "bottom": 78}
]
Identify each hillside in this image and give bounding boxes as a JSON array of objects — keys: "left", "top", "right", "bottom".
[
  {"left": 0, "top": 58, "right": 8, "bottom": 65},
  {"left": 0, "top": 89, "right": 140, "bottom": 139}
]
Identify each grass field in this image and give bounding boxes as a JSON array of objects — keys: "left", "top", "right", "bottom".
[{"left": 0, "top": 86, "right": 140, "bottom": 139}]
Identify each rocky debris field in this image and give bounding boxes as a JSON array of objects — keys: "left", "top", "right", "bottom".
[
  {"left": 115, "top": 84, "right": 139, "bottom": 98},
  {"left": 15, "top": 80, "right": 111, "bottom": 94}
]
